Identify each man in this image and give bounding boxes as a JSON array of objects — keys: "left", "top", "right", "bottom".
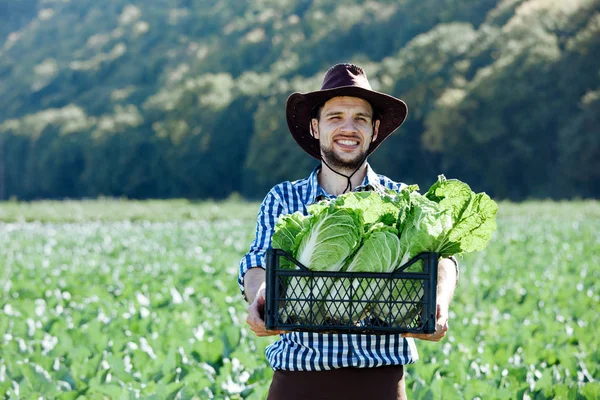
[{"left": 239, "top": 63, "right": 458, "bottom": 399}]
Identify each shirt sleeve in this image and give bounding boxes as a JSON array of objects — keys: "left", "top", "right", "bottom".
[{"left": 238, "top": 187, "right": 286, "bottom": 301}]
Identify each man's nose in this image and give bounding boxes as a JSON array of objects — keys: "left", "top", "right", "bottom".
[{"left": 340, "top": 118, "right": 358, "bottom": 133}]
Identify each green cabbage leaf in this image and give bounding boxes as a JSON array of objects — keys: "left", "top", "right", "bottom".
[
  {"left": 425, "top": 175, "right": 498, "bottom": 255},
  {"left": 271, "top": 211, "right": 310, "bottom": 269},
  {"left": 281, "top": 204, "right": 363, "bottom": 321},
  {"left": 326, "top": 223, "right": 402, "bottom": 322}
]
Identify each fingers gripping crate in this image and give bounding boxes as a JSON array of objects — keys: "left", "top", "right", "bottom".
[{"left": 265, "top": 249, "right": 439, "bottom": 334}]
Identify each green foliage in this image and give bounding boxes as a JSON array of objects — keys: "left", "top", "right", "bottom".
[
  {"left": 271, "top": 211, "right": 307, "bottom": 265},
  {"left": 273, "top": 181, "right": 498, "bottom": 324},
  {"left": 0, "top": 199, "right": 598, "bottom": 398},
  {"left": 0, "top": 200, "right": 275, "bottom": 398},
  {"left": 294, "top": 206, "right": 363, "bottom": 271},
  {"left": 345, "top": 223, "right": 401, "bottom": 274},
  {"left": 424, "top": 175, "right": 498, "bottom": 255},
  {"left": 0, "top": 0, "right": 598, "bottom": 201}
]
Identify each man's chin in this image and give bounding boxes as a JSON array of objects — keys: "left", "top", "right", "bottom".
[{"left": 321, "top": 149, "right": 367, "bottom": 171}]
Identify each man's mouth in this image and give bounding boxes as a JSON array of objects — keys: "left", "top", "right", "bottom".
[{"left": 334, "top": 137, "right": 361, "bottom": 149}]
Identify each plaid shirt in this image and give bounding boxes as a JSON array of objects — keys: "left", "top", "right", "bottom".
[{"left": 238, "top": 164, "right": 419, "bottom": 371}]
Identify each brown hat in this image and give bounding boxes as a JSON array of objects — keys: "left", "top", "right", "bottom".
[{"left": 286, "top": 63, "right": 408, "bottom": 160}]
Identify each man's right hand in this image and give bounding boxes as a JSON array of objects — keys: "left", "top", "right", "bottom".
[{"left": 246, "top": 287, "right": 286, "bottom": 336}]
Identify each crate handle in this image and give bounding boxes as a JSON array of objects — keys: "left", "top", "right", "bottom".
[
  {"left": 269, "top": 248, "right": 312, "bottom": 271},
  {"left": 391, "top": 252, "right": 438, "bottom": 274}
]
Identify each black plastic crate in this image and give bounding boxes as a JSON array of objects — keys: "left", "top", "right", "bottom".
[{"left": 265, "top": 249, "right": 439, "bottom": 334}]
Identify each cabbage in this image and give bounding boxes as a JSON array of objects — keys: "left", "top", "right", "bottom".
[
  {"left": 397, "top": 192, "right": 453, "bottom": 266},
  {"left": 326, "top": 223, "right": 401, "bottom": 323},
  {"left": 373, "top": 192, "right": 451, "bottom": 322},
  {"left": 374, "top": 176, "right": 498, "bottom": 324},
  {"left": 281, "top": 205, "right": 363, "bottom": 322},
  {"left": 308, "top": 190, "right": 402, "bottom": 228},
  {"left": 424, "top": 175, "right": 498, "bottom": 255},
  {"left": 271, "top": 211, "right": 310, "bottom": 269},
  {"left": 272, "top": 175, "right": 498, "bottom": 327},
  {"left": 294, "top": 205, "right": 363, "bottom": 270}
]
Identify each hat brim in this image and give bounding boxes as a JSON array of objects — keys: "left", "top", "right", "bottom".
[{"left": 286, "top": 86, "right": 408, "bottom": 160}]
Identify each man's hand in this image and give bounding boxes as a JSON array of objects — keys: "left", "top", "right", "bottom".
[
  {"left": 401, "top": 304, "right": 448, "bottom": 342},
  {"left": 246, "top": 287, "right": 287, "bottom": 336},
  {"left": 402, "top": 257, "right": 457, "bottom": 342},
  {"left": 244, "top": 268, "right": 286, "bottom": 337}
]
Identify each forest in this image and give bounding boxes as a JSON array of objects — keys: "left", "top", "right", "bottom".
[{"left": 0, "top": 0, "right": 598, "bottom": 201}]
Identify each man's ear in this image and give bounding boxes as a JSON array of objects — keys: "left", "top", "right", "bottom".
[
  {"left": 311, "top": 118, "right": 320, "bottom": 139},
  {"left": 372, "top": 120, "right": 380, "bottom": 142}
]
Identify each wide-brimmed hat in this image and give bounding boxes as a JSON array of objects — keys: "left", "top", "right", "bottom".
[{"left": 286, "top": 63, "right": 408, "bottom": 160}]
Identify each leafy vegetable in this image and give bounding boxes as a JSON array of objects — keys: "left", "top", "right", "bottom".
[
  {"left": 424, "top": 175, "right": 498, "bottom": 254},
  {"left": 294, "top": 205, "right": 363, "bottom": 271},
  {"left": 396, "top": 191, "right": 454, "bottom": 267},
  {"left": 272, "top": 175, "right": 498, "bottom": 326},
  {"left": 307, "top": 190, "right": 402, "bottom": 228},
  {"left": 283, "top": 205, "right": 363, "bottom": 321},
  {"left": 345, "top": 224, "right": 402, "bottom": 274},
  {"left": 271, "top": 211, "right": 310, "bottom": 268},
  {"left": 271, "top": 211, "right": 307, "bottom": 256},
  {"left": 326, "top": 223, "right": 401, "bottom": 322},
  {"left": 379, "top": 177, "right": 497, "bottom": 323}
]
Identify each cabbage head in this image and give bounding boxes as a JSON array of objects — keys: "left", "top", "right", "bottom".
[
  {"left": 294, "top": 205, "right": 363, "bottom": 271},
  {"left": 284, "top": 205, "right": 363, "bottom": 322},
  {"left": 397, "top": 192, "right": 453, "bottom": 267},
  {"left": 326, "top": 223, "right": 401, "bottom": 323},
  {"left": 425, "top": 175, "right": 498, "bottom": 255},
  {"left": 307, "top": 190, "right": 401, "bottom": 228},
  {"left": 272, "top": 211, "right": 310, "bottom": 269}
]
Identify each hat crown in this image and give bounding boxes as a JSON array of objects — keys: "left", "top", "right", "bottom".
[{"left": 321, "top": 63, "right": 373, "bottom": 91}]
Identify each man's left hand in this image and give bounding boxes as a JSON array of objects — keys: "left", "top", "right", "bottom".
[{"left": 401, "top": 304, "right": 448, "bottom": 342}]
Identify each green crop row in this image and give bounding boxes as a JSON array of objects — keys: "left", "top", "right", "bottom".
[{"left": 0, "top": 200, "right": 598, "bottom": 399}]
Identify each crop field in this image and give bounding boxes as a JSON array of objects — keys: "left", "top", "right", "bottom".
[{"left": 0, "top": 199, "right": 599, "bottom": 399}]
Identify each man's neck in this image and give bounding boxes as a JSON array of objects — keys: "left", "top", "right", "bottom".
[{"left": 318, "top": 162, "right": 369, "bottom": 196}]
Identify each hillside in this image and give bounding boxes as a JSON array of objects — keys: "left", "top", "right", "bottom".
[{"left": 0, "top": 0, "right": 598, "bottom": 200}]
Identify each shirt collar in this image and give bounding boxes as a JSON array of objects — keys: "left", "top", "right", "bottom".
[
  {"left": 303, "top": 164, "right": 321, "bottom": 205},
  {"left": 361, "top": 164, "right": 381, "bottom": 191},
  {"left": 306, "top": 163, "right": 384, "bottom": 204}
]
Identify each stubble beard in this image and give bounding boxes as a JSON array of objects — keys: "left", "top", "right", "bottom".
[{"left": 320, "top": 144, "right": 368, "bottom": 174}]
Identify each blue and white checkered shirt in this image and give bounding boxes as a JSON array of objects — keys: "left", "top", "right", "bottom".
[{"left": 238, "top": 164, "right": 419, "bottom": 371}]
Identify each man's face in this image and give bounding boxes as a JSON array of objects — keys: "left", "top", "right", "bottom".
[{"left": 311, "top": 96, "right": 380, "bottom": 171}]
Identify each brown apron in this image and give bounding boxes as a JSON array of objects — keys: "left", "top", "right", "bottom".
[{"left": 266, "top": 365, "right": 406, "bottom": 400}]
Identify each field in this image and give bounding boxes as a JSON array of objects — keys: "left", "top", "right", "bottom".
[{"left": 0, "top": 199, "right": 599, "bottom": 399}]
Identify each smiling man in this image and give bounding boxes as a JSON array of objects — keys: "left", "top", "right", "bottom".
[
  {"left": 312, "top": 96, "right": 379, "bottom": 175},
  {"left": 239, "top": 63, "right": 459, "bottom": 400}
]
